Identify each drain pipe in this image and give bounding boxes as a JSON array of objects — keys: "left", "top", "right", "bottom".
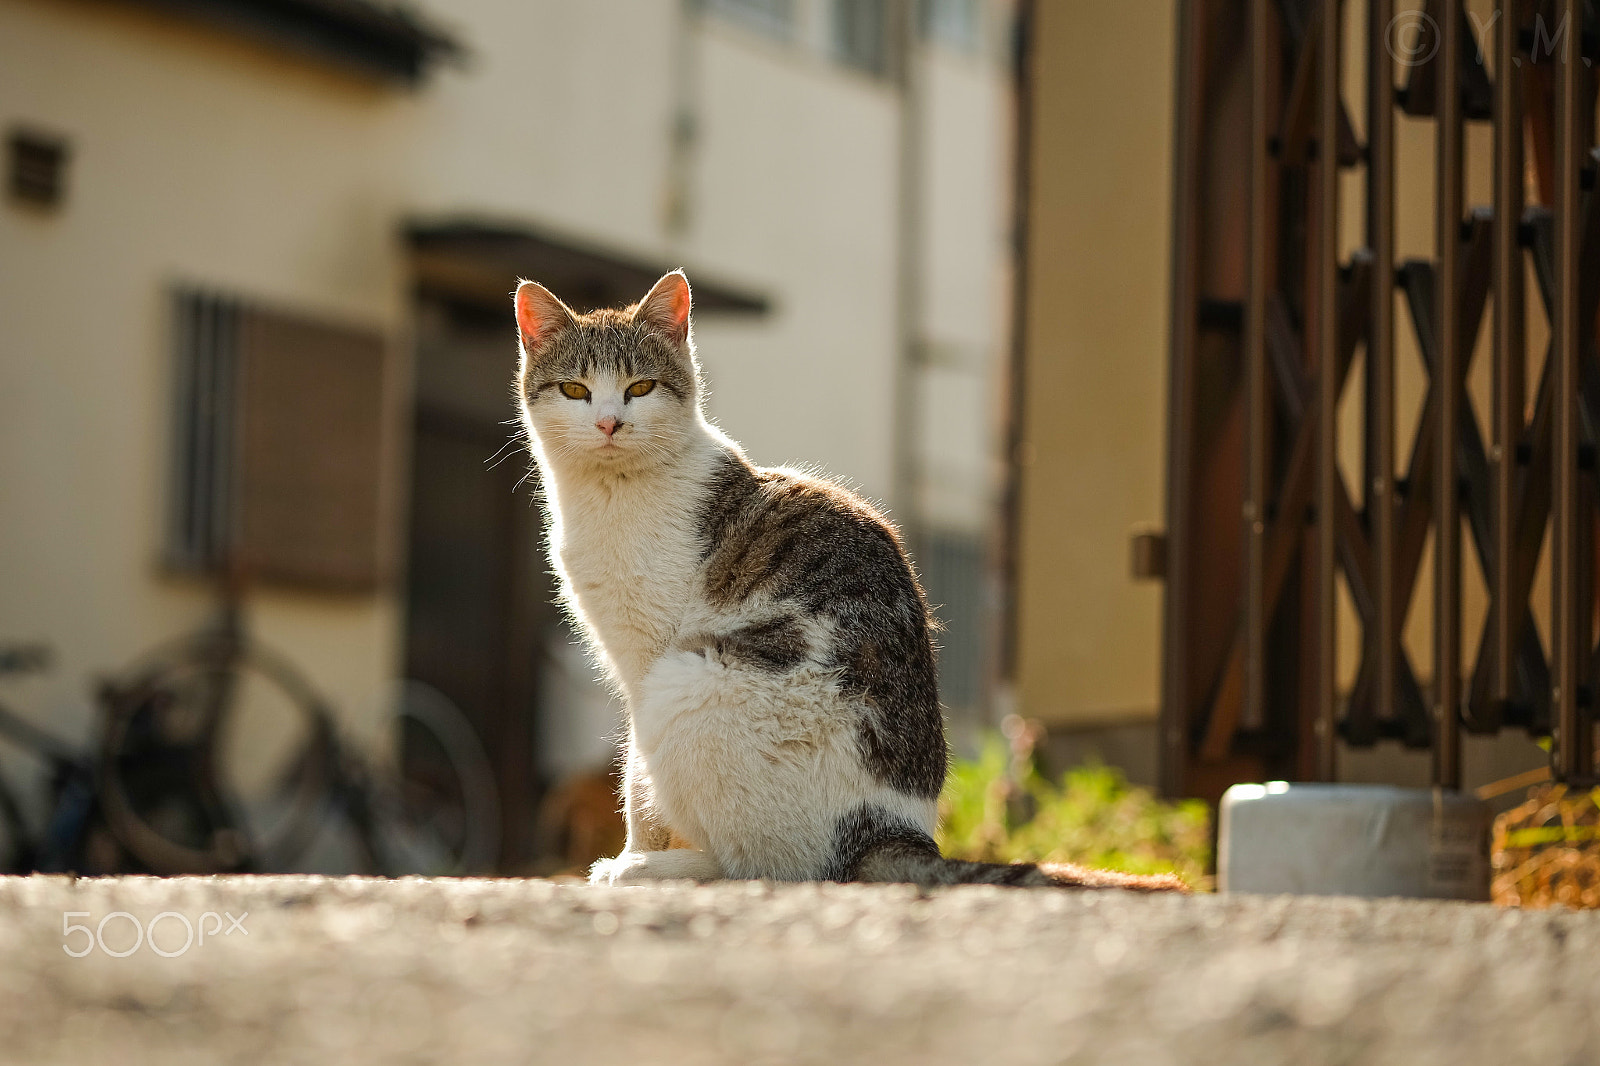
[{"left": 892, "top": 0, "right": 924, "bottom": 548}]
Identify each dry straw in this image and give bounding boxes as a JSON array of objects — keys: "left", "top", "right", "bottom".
[{"left": 1490, "top": 783, "right": 1600, "bottom": 909}]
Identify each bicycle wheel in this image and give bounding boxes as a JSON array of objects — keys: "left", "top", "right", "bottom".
[
  {"left": 0, "top": 700, "right": 57, "bottom": 872},
  {"left": 98, "top": 631, "right": 336, "bottom": 873},
  {"left": 0, "top": 700, "right": 104, "bottom": 873},
  {"left": 366, "top": 680, "right": 500, "bottom": 875}
]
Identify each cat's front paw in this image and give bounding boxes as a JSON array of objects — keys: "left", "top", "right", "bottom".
[
  {"left": 589, "top": 852, "right": 647, "bottom": 886},
  {"left": 589, "top": 849, "right": 724, "bottom": 885}
]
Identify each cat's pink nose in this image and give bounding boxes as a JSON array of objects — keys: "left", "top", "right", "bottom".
[{"left": 596, "top": 416, "right": 619, "bottom": 437}]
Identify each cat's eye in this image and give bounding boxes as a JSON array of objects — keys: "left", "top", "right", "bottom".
[
  {"left": 627, "top": 379, "right": 656, "bottom": 398},
  {"left": 559, "top": 382, "right": 590, "bottom": 400}
]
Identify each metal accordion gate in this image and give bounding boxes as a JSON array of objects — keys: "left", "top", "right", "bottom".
[{"left": 1161, "top": 0, "right": 1600, "bottom": 801}]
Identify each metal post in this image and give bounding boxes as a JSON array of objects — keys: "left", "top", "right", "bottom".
[
  {"left": 1316, "top": 0, "right": 1341, "bottom": 780},
  {"left": 1492, "top": 0, "right": 1525, "bottom": 713},
  {"left": 1160, "top": 0, "right": 1206, "bottom": 799},
  {"left": 1367, "top": 0, "right": 1397, "bottom": 728},
  {"left": 1553, "top": 0, "right": 1590, "bottom": 780},
  {"left": 1246, "top": 0, "right": 1272, "bottom": 734},
  {"left": 1433, "top": 0, "right": 1463, "bottom": 790}
]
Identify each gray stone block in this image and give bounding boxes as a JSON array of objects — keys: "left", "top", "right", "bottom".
[{"left": 1219, "top": 782, "right": 1491, "bottom": 899}]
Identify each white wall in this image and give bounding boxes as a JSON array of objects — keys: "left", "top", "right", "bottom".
[
  {"left": 394, "top": 0, "right": 906, "bottom": 501},
  {"left": 914, "top": 34, "right": 1014, "bottom": 537},
  {"left": 400, "top": 0, "right": 678, "bottom": 249},
  {"left": 689, "top": 25, "right": 901, "bottom": 500}
]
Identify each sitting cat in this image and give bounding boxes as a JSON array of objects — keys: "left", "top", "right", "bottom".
[{"left": 513, "top": 270, "right": 1183, "bottom": 892}]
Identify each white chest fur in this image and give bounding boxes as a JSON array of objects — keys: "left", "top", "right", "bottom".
[{"left": 545, "top": 450, "right": 715, "bottom": 697}]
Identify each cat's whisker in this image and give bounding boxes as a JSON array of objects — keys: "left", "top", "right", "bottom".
[{"left": 483, "top": 435, "right": 526, "bottom": 471}]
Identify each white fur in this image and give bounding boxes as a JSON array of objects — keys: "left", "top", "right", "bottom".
[{"left": 519, "top": 332, "right": 934, "bottom": 885}]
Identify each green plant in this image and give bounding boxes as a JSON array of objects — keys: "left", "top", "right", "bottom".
[{"left": 937, "top": 730, "right": 1212, "bottom": 888}]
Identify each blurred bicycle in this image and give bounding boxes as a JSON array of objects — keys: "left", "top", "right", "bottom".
[
  {"left": 0, "top": 643, "right": 105, "bottom": 873},
  {"left": 0, "top": 592, "right": 499, "bottom": 876}
]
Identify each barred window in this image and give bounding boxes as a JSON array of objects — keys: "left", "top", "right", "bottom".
[
  {"left": 168, "top": 287, "right": 392, "bottom": 591},
  {"left": 7, "top": 128, "right": 70, "bottom": 209},
  {"left": 832, "top": 0, "right": 890, "bottom": 76},
  {"left": 704, "top": 0, "right": 795, "bottom": 41},
  {"left": 921, "top": 0, "right": 980, "bottom": 54},
  {"left": 919, "top": 530, "right": 989, "bottom": 712}
]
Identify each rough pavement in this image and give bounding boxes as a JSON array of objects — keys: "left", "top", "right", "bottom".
[{"left": 1, "top": 874, "right": 1596, "bottom": 1065}]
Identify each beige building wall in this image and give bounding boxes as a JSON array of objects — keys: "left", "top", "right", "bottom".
[
  {"left": 1015, "top": 1, "right": 1176, "bottom": 728},
  {"left": 0, "top": 0, "right": 414, "bottom": 749},
  {"left": 2, "top": 0, "right": 1016, "bottom": 779}
]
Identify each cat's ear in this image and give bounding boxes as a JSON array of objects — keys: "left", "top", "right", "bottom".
[
  {"left": 635, "top": 270, "right": 693, "bottom": 349},
  {"left": 514, "top": 280, "right": 577, "bottom": 361}
]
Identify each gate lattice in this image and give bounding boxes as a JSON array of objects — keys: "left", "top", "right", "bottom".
[{"left": 1162, "top": 0, "right": 1600, "bottom": 800}]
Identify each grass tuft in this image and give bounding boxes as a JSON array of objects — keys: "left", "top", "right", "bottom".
[{"left": 937, "top": 722, "right": 1211, "bottom": 889}]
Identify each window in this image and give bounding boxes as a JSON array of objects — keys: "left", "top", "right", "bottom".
[
  {"left": 703, "top": 0, "right": 796, "bottom": 41},
  {"left": 919, "top": 531, "right": 989, "bottom": 712},
  {"left": 169, "top": 288, "right": 392, "bottom": 590},
  {"left": 7, "top": 128, "right": 69, "bottom": 209},
  {"left": 921, "top": 0, "right": 980, "bottom": 54},
  {"left": 832, "top": 0, "right": 890, "bottom": 76}
]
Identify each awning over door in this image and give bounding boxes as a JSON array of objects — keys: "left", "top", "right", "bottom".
[{"left": 406, "top": 218, "right": 771, "bottom": 317}]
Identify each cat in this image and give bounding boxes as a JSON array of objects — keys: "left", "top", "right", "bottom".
[{"left": 513, "top": 270, "right": 1184, "bottom": 892}]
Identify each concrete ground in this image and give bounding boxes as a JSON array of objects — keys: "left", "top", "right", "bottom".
[{"left": 1, "top": 875, "right": 1596, "bottom": 1066}]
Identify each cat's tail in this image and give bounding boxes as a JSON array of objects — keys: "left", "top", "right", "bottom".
[{"left": 852, "top": 835, "right": 1189, "bottom": 892}]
